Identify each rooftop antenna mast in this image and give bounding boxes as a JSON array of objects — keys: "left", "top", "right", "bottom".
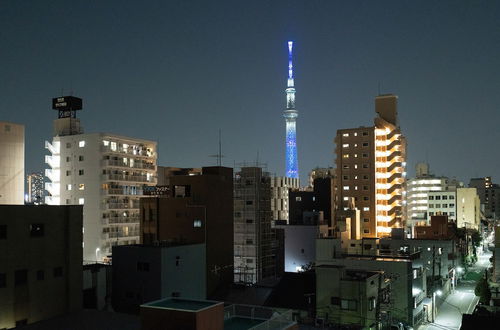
[{"left": 209, "top": 129, "right": 224, "bottom": 166}]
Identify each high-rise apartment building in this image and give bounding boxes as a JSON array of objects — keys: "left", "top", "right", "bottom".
[
  {"left": 270, "top": 176, "right": 299, "bottom": 222},
  {"left": 44, "top": 96, "right": 157, "bottom": 261},
  {"left": 469, "top": 177, "right": 500, "bottom": 219},
  {"left": 234, "top": 167, "right": 276, "bottom": 284},
  {"left": 0, "top": 121, "right": 24, "bottom": 205},
  {"left": 406, "top": 163, "right": 460, "bottom": 233},
  {"left": 333, "top": 95, "right": 406, "bottom": 237},
  {"left": 26, "top": 172, "right": 45, "bottom": 204}
]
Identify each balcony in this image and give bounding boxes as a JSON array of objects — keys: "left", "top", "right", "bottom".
[
  {"left": 108, "top": 215, "right": 140, "bottom": 224},
  {"left": 100, "top": 145, "right": 157, "bottom": 158},
  {"left": 45, "top": 182, "right": 60, "bottom": 197},
  {"left": 102, "top": 173, "right": 155, "bottom": 183},
  {"left": 45, "top": 168, "right": 60, "bottom": 183},
  {"left": 45, "top": 140, "right": 60, "bottom": 155},
  {"left": 102, "top": 159, "right": 156, "bottom": 170},
  {"left": 108, "top": 231, "right": 140, "bottom": 239}
]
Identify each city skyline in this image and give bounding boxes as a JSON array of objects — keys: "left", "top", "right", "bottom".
[{"left": 1, "top": 1, "right": 499, "bottom": 183}]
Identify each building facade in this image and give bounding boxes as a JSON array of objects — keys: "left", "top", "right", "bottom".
[
  {"left": 469, "top": 177, "right": 500, "bottom": 219},
  {"left": 333, "top": 95, "right": 406, "bottom": 238},
  {"left": 234, "top": 167, "right": 276, "bottom": 284},
  {"left": 26, "top": 172, "right": 45, "bottom": 204},
  {"left": 140, "top": 166, "right": 234, "bottom": 298},
  {"left": 270, "top": 176, "right": 299, "bottom": 222},
  {"left": 0, "top": 205, "right": 83, "bottom": 328},
  {"left": 44, "top": 97, "right": 157, "bottom": 261},
  {"left": 427, "top": 188, "right": 481, "bottom": 230},
  {"left": 0, "top": 121, "right": 24, "bottom": 205}
]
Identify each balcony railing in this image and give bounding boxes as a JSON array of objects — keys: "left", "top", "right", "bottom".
[
  {"left": 100, "top": 145, "right": 156, "bottom": 158},
  {"left": 102, "top": 173, "right": 156, "bottom": 183},
  {"left": 102, "top": 159, "right": 156, "bottom": 170}
]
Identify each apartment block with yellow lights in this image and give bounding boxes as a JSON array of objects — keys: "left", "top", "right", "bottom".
[{"left": 333, "top": 95, "right": 406, "bottom": 238}]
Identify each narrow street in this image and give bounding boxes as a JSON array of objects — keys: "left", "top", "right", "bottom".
[{"left": 419, "top": 251, "right": 492, "bottom": 330}]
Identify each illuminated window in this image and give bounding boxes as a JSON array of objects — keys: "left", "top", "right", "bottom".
[
  {"left": 78, "top": 198, "right": 84, "bottom": 205},
  {"left": 103, "top": 140, "right": 110, "bottom": 146},
  {"left": 343, "top": 197, "right": 349, "bottom": 201},
  {"left": 342, "top": 133, "right": 349, "bottom": 137},
  {"left": 343, "top": 165, "right": 349, "bottom": 169},
  {"left": 343, "top": 154, "right": 349, "bottom": 158},
  {"left": 67, "top": 184, "right": 72, "bottom": 191},
  {"left": 295, "top": 196, "right": 302, "bottom": 201},
  {"left": 342, "top": 144, "right": 349, "bottom": 148},
  {"left": 110, "top": 142, "right": 117, "bottom": 151},
  {"left": 193, "top": 219, "right": 202, "bottom": 228},
  {"left": 354, "top": 154, "right": 358, "bottom": 158},
  {"left": 79, "top": 184, "right": 85, "bottom": 191},
  {"left": 354, "top": 132, "right": 358, "bottom": 136},
  {"left": 79, "top": 141, "right": 85, "bottom": 147},
  {"left": 343, "top": 186, "right": 349, "bottom": 191},
  {"left": 363, "top": 207, "right": 370, "bottom": 211},
  {"left": 354, "top": 164, "right": 358, "bottom": 169}
]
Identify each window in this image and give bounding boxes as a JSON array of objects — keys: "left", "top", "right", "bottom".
[
  {"left": 343, "top": 154, "right": 349, "bottom": 158},
  {"left": 137, "top": 262, "right": 150, "bottom": 272},
  {"left": 363, "top": 175, "right": 369, "bottom": 180},
  {"left": 343, "top": 175, "right": 349, "bottom": 180},
  {"left": 341, "top": 299, "right": 357, "bottom": 311},
  {"left": 79, "top": 184, "right": 85, "bottom": 190},
  {"left": 103, "top": 140, "right": 110, "bottom": 146},
  {"left": 362, "top": 142, "right": 369, "bottom": 147},
  {"left": 79, "top": 141, "right": 85, "bottom": 147},
  {"left": 363, "top": 218, "right": 369, "bottom": 222},
  {"left": 429, "top": 212, "right": 434, "bottom": 216},
  {"left": 246, "top": 200, "right": 253, "bottom": 205},
  {"left": 343, "top": 165, "right": 349, "bottom": 169},
  {"left": 66, "top": 142, "right": 71, "bottom": 148},
  {"left": 246, "top": 219, "right": 253, "bottom": 224},
  {"left": 36, "top": 270, "right": 44, "bottom": 281},
  {"left": 363, "top": 186, "right": 368, "bottom": 190},
  {"left": 78, "top": 169, "right": 84, "bottom": 175},
  {"left": 362, "top": 164, "right": 369, "bottom": 169},
  {"left": 450, "top": 212, "right": 455, "bottom": 216},
  {"left": 67, "top": 184, "right": 72, "bottom": 191},
  {"left": 442, "top": 204, "right": 448, "bottom": 208},
  {"left": 79, "top": 155, "right": 84, "bottom": 161},
  {"left": 435, "top": 196, "right": 441, "bottom": 200},
  {"left": 53, "top": 267, "right": 63, "bottom": 277},
  {"left": 435, "top": 204, "right": 440, "bottom": 208},
  {"left": 362, "top": 132, "right": 368, "bottom": 136},
  {"left": 363, "top": 207, "right": 370, "bottom": 211},
  {"left": 369, "top": 297, "right": 376, "bottom": 311},
  {"left": 15, "top": 269, "right": 28, "bottom": 286},
  {"left": 30, "top": 224, "right": 44, "bottom": 237},
  {"left": 0, "top": 273, "right": 6, "bottom": 287},
  {"left": 0, "top": 225, "right": 6, "bottom": 239},
  {"left": 362, "top": 153, "right": 368, "bottom": 158},
  {"left": 363, "top": 196, "right": 369, "bottom": 201},
  {"left": 66, "top": 170, "right": 71, "bottom": 176},
  {"left": 79, "top": 198, "right": 84, "bottom": 205},
  {"left": 66, "top": 156, "right": 70, "bottom": 162},
  {"left": 442, "top": 195, "right": 448, "bottom": 200},
  {"left": 449, "top": 195, "right": 455, "bottom": 200},
  {"left": 193, "top": 219, "right": 202, "bottom": 228},
  {"left": 364, "top": 229, "right": 370, "bottom": 233},
  {"left": 295, "top": 196, "right": 302, "bottom": 202},
  {"left": 354, "top": 154, "right": 358, "bottom": 158},
  {"left": 110, "top": 142, "right": 117, "bottom": 151},
  {"left": 246, "top": 239, "right": 253, "bottom": 244},
  {"left": 449, "top": 203, "right": 455, "bottom": 208},
  {"left": 343, "top": 186, "right": 350, "bottom": 191},
  {"left": 342, "top": 133, "right": 349, "bottom": 137},
  {"left": 246, "top": 259, "right": 254, "bottom": 263},
  {"left": 429, "top": 196, "right": 434, "bottom": 200},
  {"left": 354, "top": 164, "right": 358, "bottom": 169}
]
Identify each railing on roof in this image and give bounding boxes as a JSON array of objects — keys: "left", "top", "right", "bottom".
[{"left": 223, "top": 304, "right": 296, "bottom": 329}]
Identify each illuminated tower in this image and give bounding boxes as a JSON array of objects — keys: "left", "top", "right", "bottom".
[{"left": 284, "top": 41, "right": 299, "bottom": 179}]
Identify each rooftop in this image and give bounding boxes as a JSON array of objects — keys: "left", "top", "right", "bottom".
[{"left": 141, "top": 298, "right": 221, "bottom": 312}]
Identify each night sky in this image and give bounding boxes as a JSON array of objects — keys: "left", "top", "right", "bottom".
[{"left": 1, "top": 1, "right": 499, "bottom": 184}]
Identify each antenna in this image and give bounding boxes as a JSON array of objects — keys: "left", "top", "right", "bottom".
[{"left": 209, "top": 129, "right": 224, "bottom": 166}]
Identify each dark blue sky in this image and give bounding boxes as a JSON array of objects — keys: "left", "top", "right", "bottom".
[{"left": 1, "top": 0, "right": 499, "bottom": 184}]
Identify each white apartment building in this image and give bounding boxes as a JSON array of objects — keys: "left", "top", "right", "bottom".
[
  {"left": 270, "top": 176, "right": 299, "bottom": 222},
  {"left": 0, "top": 121, "right": 24, "bottom": 205},
  {"left": 427, "top": 188, "right": 480, "bottom": 230},
  {"left": 45, "top": 101, "right": 157, "bottom": 261}
]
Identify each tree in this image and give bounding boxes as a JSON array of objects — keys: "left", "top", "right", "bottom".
[
  {"left": 474, "top": 275, "right": 491, "bottom": 304},
  {"left": 471, "top": 230, "right": 482, "bottom": 247}
]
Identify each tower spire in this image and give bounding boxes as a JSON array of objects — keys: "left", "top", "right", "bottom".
[{"left": 284, "top": 41, "right": 299, "bottom": 179}]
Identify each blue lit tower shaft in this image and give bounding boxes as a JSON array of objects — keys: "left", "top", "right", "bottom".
[{"left": 284, "top": 41, "right": 298, "bottom": 179}]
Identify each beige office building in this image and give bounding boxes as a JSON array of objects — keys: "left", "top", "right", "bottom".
[{"left": 0, "top": 121, "right": 24, "bottom": 205}]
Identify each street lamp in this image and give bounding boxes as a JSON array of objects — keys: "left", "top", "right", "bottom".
[{"left": 95, "top": 247, "right": 100, "bottom": 262}]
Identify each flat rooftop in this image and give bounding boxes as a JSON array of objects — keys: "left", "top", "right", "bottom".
[
  {"left": 141, "top": 298, "right": 221, "bottom": 312},
  {"left": 224, "top": 316, "right": 266, "bottom": 330}
]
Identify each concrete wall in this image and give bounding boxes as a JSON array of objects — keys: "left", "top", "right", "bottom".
[
  {"left": 0, "top": 205, "right": 83, "bottom": 329},
  {"left": 278, "top": 225, "right": 320, "bottom": 272}
]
